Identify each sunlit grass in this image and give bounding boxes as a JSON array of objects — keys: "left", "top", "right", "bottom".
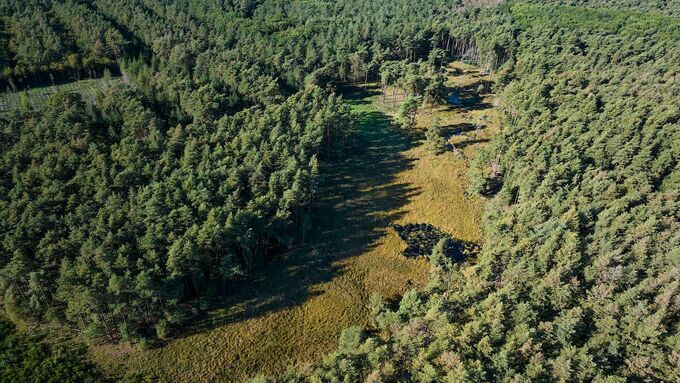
[
  {"left": 380, "top": 61, "right": 500, "bottom": 242},
  {"left": 89, "top": 62, "right": 498, "bottom": 382}
]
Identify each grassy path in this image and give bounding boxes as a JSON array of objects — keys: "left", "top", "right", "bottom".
[{"left": 90, "top": 62, "right": 497, "bottom": 382}]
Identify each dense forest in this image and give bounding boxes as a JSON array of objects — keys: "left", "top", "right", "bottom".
[
  {"left": 1, "top": 0, "right": 678, "bottom": 382},
  {"left": 523, "top": 0, "right": 680, "bottom": 14}
]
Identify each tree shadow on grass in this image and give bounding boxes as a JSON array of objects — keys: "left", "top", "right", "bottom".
[
  {"left": 456, "top": 138, "right": 490, "bottom": 150},
  {"left": 444, "top": 79, "right": 494, "bottom": 113},
  {"left": 391, "top": 223, "right": 480, "bottom": 262},
  {"left": 441, "top": 122, "right": 478, "bottom": 135},
  {"left": 338, "top": 84, "right": 381, "bottom": 103},
  {"left": 177, "top": 84, "right": 420, "bottom": 338},
  {"left": 407, "top": 121, "right": 490, "bottom": 152}
]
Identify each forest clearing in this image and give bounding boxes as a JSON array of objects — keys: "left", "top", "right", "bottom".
[{"left": 87, "top": 62, "right": 497, "bottom": 382}]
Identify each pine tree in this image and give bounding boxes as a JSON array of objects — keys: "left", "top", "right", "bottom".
[
  {"left": 425, "top": 117, "right": 447, "bottom": 154},
  {"left": 398, "top": 96, "right": 421, "bottom": 129}
]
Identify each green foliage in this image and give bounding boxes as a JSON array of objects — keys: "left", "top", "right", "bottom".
[
  {"left": 425, "top": 118, "right": 448, "bottom": 154},
  {"left": 0, "top": 317, "right": 107, "bottom": 382},
  {"left": 2, "top": 0, "right": 511, "bottom": 369},
  {"left": 398, "top": 96, "right": 422, "bottom": 129},
  {"left": 8, "top": 8, "right": 66, "bottom": 70},
  {"left": 2, "top": 0, "right": 514, "bottom": 101},
  {"left": 337, "top": 326, "right": 364, "bottom": 353},
  {"left": 519, "top": 0, "right": 680, "bottom": 16},
  {"left": 1, "top": 0, "right": 127, "bottom": 87}
]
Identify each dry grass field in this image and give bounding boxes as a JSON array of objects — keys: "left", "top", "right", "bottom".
[{"left": 89, "top": 62, "right": 499, "bottom": 382}]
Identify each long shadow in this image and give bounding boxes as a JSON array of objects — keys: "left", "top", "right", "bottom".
[
  {"left": 456, "top": 138, "right": 490, "bottom": 150},
  {"left": 178, "top": 85, "right": 419, "bottom": 337},
  {"left": 445, "top": 79, "right": 494, "bottom": 112},
  {"left": 450, "top": 101, "right": 493, "bottom": 113},
  {"left": 339, "top": 84, "right": 382, "bottom": 99},
  {"left": 408, "top": 121, "right": 488, "bottom": 148},
  {"left": 441, "top": 122, "right": 478, "bottom": 135}
]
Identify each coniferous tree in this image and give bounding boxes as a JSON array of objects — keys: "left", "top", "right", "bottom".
[{"left": 425, "top": 117, "right": 447, "bottom": 154}]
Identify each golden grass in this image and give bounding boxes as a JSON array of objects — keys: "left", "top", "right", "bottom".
[
  {"left": 380, "top": 61, "right": 500, "bottom": 242},
  {"left": 89, "top": 62, "right": 499, "bottom": 382}
]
